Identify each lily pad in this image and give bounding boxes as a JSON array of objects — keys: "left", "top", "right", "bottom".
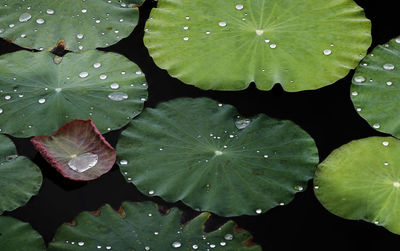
[
  {"left": 0, "top": 0, "right": 143, "bottom": 52},
  {"left": 48, "top": 201, "right": 261, "bottom": 250},
  {"left": 0, "top": 50, "right": 147, "bottom": 137},
  {"left": 0, "top": 216, "right": 45, "bottom": 251},
  {"left": 117, "top": 98, "right": 318, "bottom": 216},
  {"left": 314, "top": 136, "right": 400, "bottom": 235},
  {"left": 0, "top": 134, "right": 42, "bottom": 214},
  {"left": 31, "top": 120, "right": 116, "bottom": 181},
  {"left": 143, "top": 0, "right": 371, "bottom": 91},
  {"left": 351, "top": 36, "right": 400, "bottom": 137}
]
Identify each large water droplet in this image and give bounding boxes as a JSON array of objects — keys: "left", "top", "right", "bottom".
[
  {"left": 78, "top": 242, "right": 84, "bottom": 246},
  {"left": 383, "top": 64, "right": 395, "bottom": 70},
  {"left": 19, "top": 13, "right": 32, "bottom": 22},
  {"left": 68, "top": 153, "right": 98, "bottom": 173},
  {"left": 255, "top": 209, "right": 262, "bottom": 214},
  {"left": 192, "top": 245, "right": 198, "bottom": 250},
  {"left": 0, "top": 108, "right": 3, "bottom": 114},
  {"left": 224, "top": 234, "right": 233, "bottom": 241},
  {"left": 171, "top": 241, "right": 181, "bottom": 248},
  {"left": 77, "top": 33, "right": 84, "bottom": 39},
  {"left": 38, "top": 98, "right": 46, "bottom": 104},
  {"left": 110, "top": 83, "right": 119, "bottom": 89},
  {"left": 236, "top": 4, "right": 244, "bottom": 10},
  {"left": 270, "top": 44, "right": 277, "bottom": 49},
  {"left": 383, "top": 141, "right": 389, "bottom": 146},
  {"left": 79, "top": 72, "right": 89, "bottom": 78},
  {"left": 100, "top": 74, "right": 107, "bottom": 80},
  {"left": 323, "top": 49, "right": 332, "bottom": 56},
  {"left": 354, "top": 76, "right": 365, "bottom": 83},
  {"left": 235, "top": 118, "right": 251, "bottom": 129},
  {"left": 46, "top": 9, "right": 54, "bottom": 15},
  {"left": 36, "top": 18, "right": 45, "bottom": 24},
  {"left": 120, "top": 159, "right": 128, "bottom": 165},
  {"left": 218, "top": 22, "right": 227, "bottom": 27},
  {"left": 93, "top": 63, "right": 101, "bottom": 68},
  {"left": 256, "top": 29, "right": 264, "bottom": 35},
  {"left": 108, "top": 92, "right": 128, "bottom": 101}
]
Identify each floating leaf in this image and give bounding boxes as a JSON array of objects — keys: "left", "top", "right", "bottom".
[
  {"left": 0, "top": 0, "right": 144, "bottom": 51},
  {"left": 0, "top": 50, "right": 147, "bottom": 137},
  {"left": 351, "top": 36, "right": 400, "bottom": 137},
  {"left": 144, "top": 0, "right": 371, "bottom": 91},
  {"left": 31, "top": 120, "right": 116, "bottom": 181},
  {"left": 0, "top": 134, "right": 42, "bottom": 214},
  {"left": 117, "top": 98, "right": 318, "bottom": 216},
  {"left": 0, "top": 216, "right": 45, "bottom": 251},
  {"left": 48, "top": 201, "right": 260, "bottom": 250},
  {"left": 314, "top": 136, "right": 400, "bottom": 235}
]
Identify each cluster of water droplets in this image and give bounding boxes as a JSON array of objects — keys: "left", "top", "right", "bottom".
[{"left": 65, "top": 240, "right": 112, "bottom": 249}]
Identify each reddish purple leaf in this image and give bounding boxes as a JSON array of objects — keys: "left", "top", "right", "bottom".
[{"left": 31, "top": 120, "right": 116, "bottom": 181}]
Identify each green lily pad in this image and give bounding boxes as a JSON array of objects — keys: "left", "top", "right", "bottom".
[
  {"left": 0, "top": 0, "right": 143, "bottom": 52},
  {"left": 117, "top": 98, "right": 318, "bottom": 216},
  {"left": 351, "top": 36, "right": 400, "bottom": 137},
  {"left": 143, "top": 0, "right": 371, "bottom": 91},
  {"left": 0, "top": 216, "right": 45, "bottom": 251},
  {"left": 48, "top": 201, "right": 261, "bottom": 250},
  {"left": 0, "top": 50, "right": 147, "bottom": 137},
  {"left": 314, "top": 136, "right": 400, "bottom": 235},
  {"left": 0, "top": 134, "right": 42, "bottom": 214}
]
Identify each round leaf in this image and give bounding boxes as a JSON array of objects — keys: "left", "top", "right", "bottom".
[
  {"left": 0, "top": 50, "right": 148, "bottom": 137},
  {"left": 0, "top": 0, "right": 143, "bottom": 51},
  {"left": 0, "top": 216, "right": 45, "bottom": 251},
  {"left": 314, "top": 136, "right": 400, "bottom": 235},
  {"left": 144, "top": 0, "right": 371, "bottom": 91},
  {"left": 31, "top": 120, "right": 116, "bottom": 181},
  {"left": 49, "top": 201, "right": 261, "bottom": 250},
  {"left": 117, "top": 98, "right": 318, "bottom": 216},
  {"left": 351, "top": 36, "right": 400, "bottom": 137},
  {"left": 0, "top": 134, "right": 42, "bottom": 214}
]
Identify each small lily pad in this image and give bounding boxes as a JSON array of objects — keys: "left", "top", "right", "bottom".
[
  {"left": 351, "top": 36, "right": 400, "bottom": 137},
  {"left": 0, "top": 216, "right": 45, "bottom": 251},
  {"left": 0, "top": 0, "right": 143, "bottom": 51},
  {"left": 0, "top": 50, "right": 147, "bottom": 137},
  {"left": 48, "top": 201, "right": 261, "bottom": 250},
  {"left": 0, "top": 134, "right": 42, "bottom": 214},
  {"left": 314, "top": 136, "right": 400, "bottom": 235},
  {"left": 31, "top": 120, "right": 116, "bottom": 181},
  {"left": 144, "top": 0, "right": 371, "bottom": 91},
  {"left": 117, "top": 98, "right": 318, "bottom": 216}
]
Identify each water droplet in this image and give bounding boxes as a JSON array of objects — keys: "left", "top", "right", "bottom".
[
  {"left": 314, "top": 185, "right": 319, "bottom": 190},
  {"left": 215, "top": 150, "right": 223, "bottom": 156},
  {"left": 183, "top": 26, "right": 188, "bottom": 30},
  {"left": 171, "top": 241, "right": 181, "bottom": 248},
  {"left": 0, "top": 108, "right": 3, "bottom": 114},
  {"left": 110, "top": 83, "right": 119, "bottom": 89},
  {"left": 185, "top": 16, "right": 190, "bottom": 20},
  {"left": 148, "top": 190, "right": 154, "bottom": 195},
  {"left": 192, "top": 244, "right": 198, "bottom": 249},
  {"left": 46, "top": 9, "right": 54, "bottom": 15},
  {"left": 55, "top": 88, "right": 62, "bottom": 93},
  {"left": 97, "top": 246, "right": 102, "bottom": 249},
  {"left": 210, "top": 244, "right": 216, "bottom": 248},
  {"left": 373, "top": 124, "right": 380, "bottom": 129},
  {"left": 384, "top": 162, "right": 389, "bottom": 166},
  {"left": 38, "top": 98, "right": 46, "bottom": 104},
  {"left": 236, "top": 4, "right": 244, "bottom": 10},
  {"left": 36, "top": 18, "right": 45, "bottom": 24},
  {"left": 100, "top": 74, "right": 107, "bottom": 80},
  {"left": 145, "top": 247, "right": 150, "bottom": 251},
  {"left": 270, "top": 44, "right": 277, "bottom": 49},
  {"left": 68, "top": 153, "right": 98, "bottom": 173},
  {"left": 235, "top": 118, "right": 251, "bottom": 129},
  {"left": 4, "top": 95, "right": 11, "bottom": 100},
  {"left": 351, "top": 91, "right": 358, "bottom": 96},
  {"left": 108, "top": 92, "right": 129, "bottom": 101},
  {"left": 79, "top": 72, "right": 89, "bottom": 78},
  {"left": 383, "top": 141, "right": 389, "bottom": 146},
  {"left": 19, "top": 13, "right": 32, "bottom": 22},
  {"left": 106, "top": 246, "right": 111, "bottom": 250},
  {"left": 294, "top": 185, "right": 304, "bottom": 191},
  {"left": 263, "top": 155, "right": 268, "bottom": 158},
  {"left": 154, "top": 232, "right": 159, "bottom": 235},
  {"left": 183, "top": 37, "right": 189, "bottom": 41},
  {"left": 323, "top": 49, "right": 332, "bottom": 56},
  {"left": 77, "top": 33, "right": 84, "bottom": 39},
  {"left": 93, "top": 63, "right": 101, "bottom": 68},
  {"left": 78, "top": 242, "right": 84, "bottom": 246},
  {"left": 81, "top": 9, "right": 87, "bottom": 13},
  {"left": 218, "top": 22, "right": 227, "bottom": 27},
  {"left": 206, "top": 31, "right": 211, "bottom": 35},
  {"left": 256, "top": 209, "right": 262, "bottom": 214},
  {"left": 8, "top": 24, "right": 15, "bottom": 28},
  {"left": 383, "top": 64, "right": 395, "bottom": 70},
  {"left": 256, "top": 29, "right": 264, "bottom": 35},
  {"left": 120, "top": 160, "right": 128, "bottom": 165},
  {"left": 396, "top": 38, "right": 400, "bottom": 44},
  {"left": 224, "top": 234, "right": 233, "bottom": 241},
  {"left": 264, "top": 39, "right": 270, "bottom": 43},
  {"left": 393, "top": 182, "right": 400, "bottom": 188},
  {"left": 354, "top": 76, "right": 365, "bottom": 83}
]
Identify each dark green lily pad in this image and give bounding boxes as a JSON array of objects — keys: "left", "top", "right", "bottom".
[
  {"left": 0, "top": 216, "right": 45, "bottom": 251},
  {"left": 351, "top": 36, "right": 400, "bottom": 137},
  {"left": 117, "top": 98, "right": 318, "bottom": 216},
  {"left": 0, "top": 50, "right": 147, "bottom": 137},
  {"left": 0, "top": 134, "right": 42, "bottom": 214},
  {"left": 0, "top": 0, "right": 143, "bottom": 51},
  {"left": 144, "top": 0, "right": 371, "bottom": 91},
  {"left": 314, "top": 136, "right": 400, "bottom": 235},
  {"left": 48, "top": 201, "right": 261, "bottom": 250}
]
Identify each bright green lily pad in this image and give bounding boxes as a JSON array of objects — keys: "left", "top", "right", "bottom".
[
  {"left": 0, "top": 0, "right": 143, "bottom": 51},
  {"left": 0, "top": 216, "right": 45, "bottom": 251},
  {"left": 0, "top": 134, "right": 42, "bottom": 214},
  {"left": 0, "top": 50, "right": 147, "bottom": 137},
  {"left": 314, "top": 136, "right": 400, "bottom": 235},
  {"left": 144, "top": 0, "right": 371, "bottom": 91},
  {"left": 117, "top": 98, "right": 318, "bottom": 216},
  {"left": 351, "top": 36, "right": 400, "bottom": 137},
  {"left": 48, "top": 201, "right": 261, "bottom": 250}
]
